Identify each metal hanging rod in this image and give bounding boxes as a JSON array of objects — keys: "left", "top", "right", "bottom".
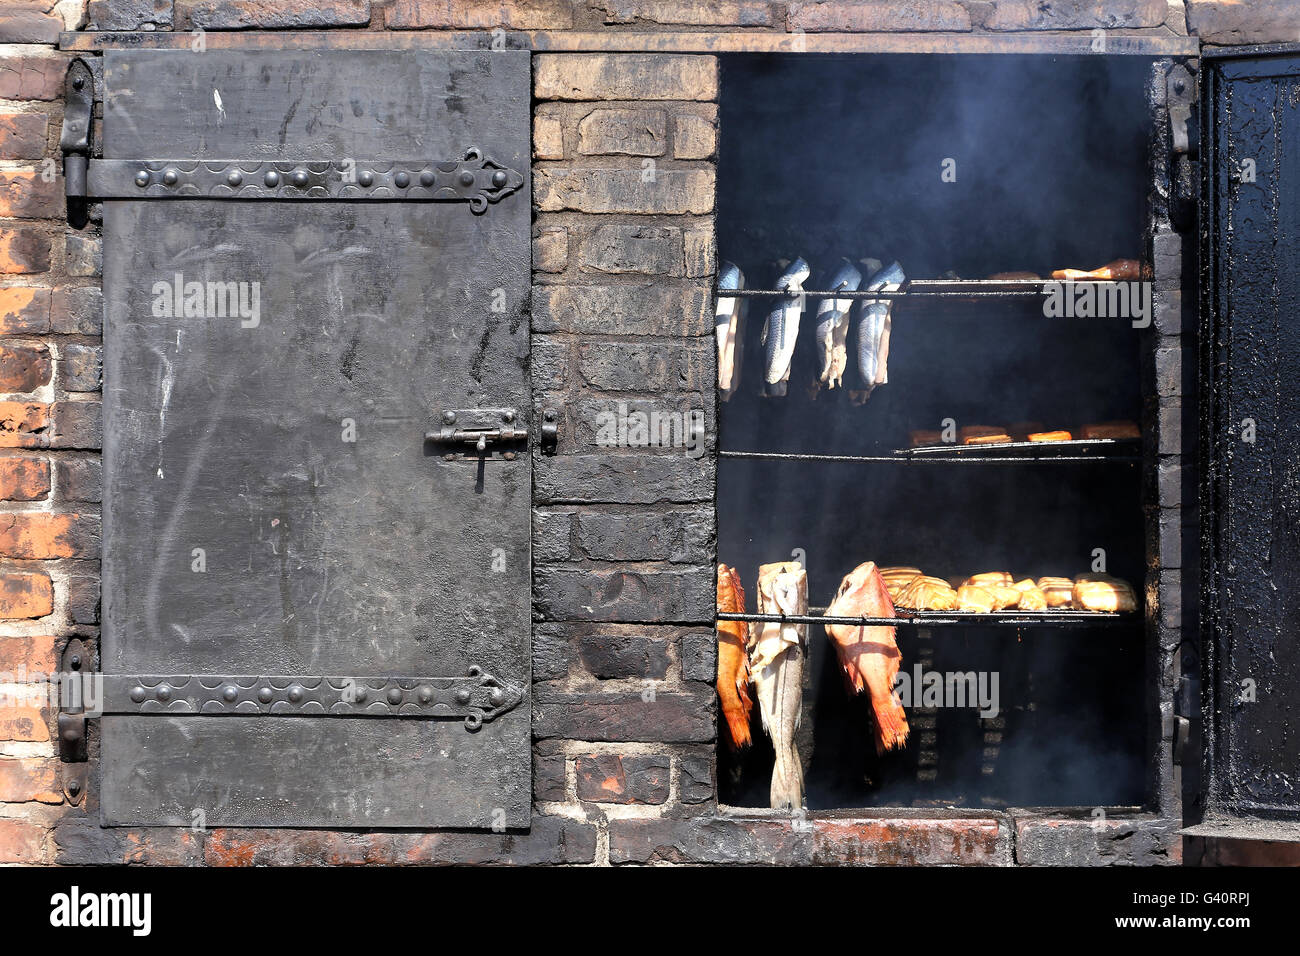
[
  {"left": 717, "top": 288, "right": 1044, "bottom": 299},
  {"left": 719, "top": 449, "right": 1140, "bottom": 465},
  {"left": 718, "top": 610, "right": 1131, "bottom": 628}
]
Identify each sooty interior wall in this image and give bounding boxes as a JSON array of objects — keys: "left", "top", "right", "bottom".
[{"left": 716, "top": 54, "right": 1153, "bottom": 811}]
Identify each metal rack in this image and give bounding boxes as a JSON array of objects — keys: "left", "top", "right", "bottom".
[
  {"left": 716, "top": 278, "right": 1134, "bottom": 302},
  {"left": 720, "top": 438, "right": 1141, "bottom": 465},
  {"left": 718, "top": 608, "right": 1133, "bottom": 628}
]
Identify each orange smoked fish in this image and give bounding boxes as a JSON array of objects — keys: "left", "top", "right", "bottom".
[
  {"left": 716, "top": 564, "right": 754, "bottom": 750},
  {"left": 824, "top": 561, "right": 910, "bottom": 754}
]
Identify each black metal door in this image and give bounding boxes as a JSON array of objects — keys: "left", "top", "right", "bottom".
[
  {"left": 1200, "top": 48, "right": 1300, "bottom": 834},
  {"left": 95, "top": 50, "right": 532, "bottom": 828}
]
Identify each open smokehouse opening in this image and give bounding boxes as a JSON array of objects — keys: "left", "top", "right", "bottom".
[{"left": 714, "top": 54, "right": 1155, "bottom": 812}]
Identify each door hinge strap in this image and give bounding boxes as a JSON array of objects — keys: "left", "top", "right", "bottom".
[
  {"left": 85, "top": 149, "right": 524, "bottom": 212},
  {"left": 96, "top": 668, "right": 523, "bottom": 731}
]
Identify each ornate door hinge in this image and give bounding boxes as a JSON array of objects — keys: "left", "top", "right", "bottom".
[
  {"left": 100, "top": 667, "right": 524, "bottom": 732},
  {"left": 59, "top": 62, "right": 523, "bottom": 214}
]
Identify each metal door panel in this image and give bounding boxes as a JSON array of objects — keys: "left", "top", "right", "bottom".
[
  {"left": 1201, "top": 50, "right": 1300, "bottom": 829},
  {"left": 98, "top": 50, "right": 531, "bottom": 828}
]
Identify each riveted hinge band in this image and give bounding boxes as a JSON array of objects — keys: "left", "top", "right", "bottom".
[
  {"left": 85, "top": 148, "right": 524, "bottom": 213},
  {"left": 99, "top": 667, "right": 523, "bottom": 731}
]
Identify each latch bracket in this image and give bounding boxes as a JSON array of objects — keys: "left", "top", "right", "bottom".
[{"left": 428, "top": 408, "right": 530, "bottom": 460}]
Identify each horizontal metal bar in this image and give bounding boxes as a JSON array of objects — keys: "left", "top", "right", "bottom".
[
  {"left": 719, "top": 288, "right": 1043, "bottom": 299},
  {"left": 97, "top": 670, "right": 523, "bottom": 730},
  {"left": 87, "top": 151, "right": 523, "bottom": 211},
  {"left": 719, "top": 449, "right": 1140, "bottom": 465},
  {"left": 718, "top": 610, "right": 1131, "bottom": 628}
]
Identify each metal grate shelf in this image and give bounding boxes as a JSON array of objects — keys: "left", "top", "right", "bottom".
[{"left": 718, "top": 609, "right": 1135, "bottom": 628}]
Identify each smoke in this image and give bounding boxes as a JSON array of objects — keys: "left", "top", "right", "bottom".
[{"left": 716, "top": 53, "right": 1152, "bottom": 811}]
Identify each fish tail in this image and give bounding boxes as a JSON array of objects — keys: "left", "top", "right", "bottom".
[
  {"left": 719, "top": 677, "right": 754, "bottom": 750},
  {"left": 871, "top": 691, "right": 910, "bottom": 755}
]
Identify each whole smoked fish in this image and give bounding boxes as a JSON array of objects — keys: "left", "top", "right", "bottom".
[
  {"left": 716, "top": 262, "right": 746, "bottom": 401},
  {"left": 761, "top": 258, "right": 810, "bottom": 397},
  {"left": 716, "top": 564, "right": 754, "bottom": 751},
  {"left": 824, "top": 561, "right": 910, "bottom": 754},
  {"left": 850, "top": 261, "right": 905, "bottom": 406},
  {"left": 750, "top": 561, "right": 807, "bottom": 809},
  {"left": 812, "top": 258, "right": 862, "bottom": 396}
]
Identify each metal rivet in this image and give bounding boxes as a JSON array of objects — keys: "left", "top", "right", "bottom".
[
  {"left": 227, "top": 170, "right": 243, "bottom": 187},
  {"left": 491, "top": 170, "right": 508, "bottom": 188},
  {"left": 162, "top": 168, "right": 178, "bottom": 186},
  {"left": 419, "top": 170, "right": 435, "bottom": 187},
  {"left": 358, "top": 170, "right": 374, "bottom": 187},
  {"left": 502, "top": 410, "right": 515, "bottom": 423},
  {"left": 386, "top": 687, "right": 403, "bottom": 705},
  {"left": 291, "top": 170, "right": 309, "bottom": 188},
  {"left": 443, "top": 410, "right": 456, "bottom": 424},
  {"left": 68, "top": 779, "right": 82, "bottom": 795},
  {"left": 73, "top": 76, "right": 84, "bottom": 91},
  {"left": 257, "top": 686, "right": 274, "bottom": 703},
  {"left": 156, "top": 684, "right": 172, "bottom": 702},
  {"left": 134, "top": 170, "right": 150, "bottom": 188},
  {"left": 455, "top": 689, "right": 472, "bottom": 705},
  {"left": 221, "top": 685, "right": 239, "bottom": 703},
  {"left": 489, "top": 688, "right": 505, "bottom": 706},
  {"left": 353, "top": 687, "right": 367, "bottom": 703},
  {"left": 129, "top": 685, "right": 146, "bottom": 703},
  {"left": 459, "top": 170, "right": 476, "bottom": 187},
  {"left": 287, "top": 684, "right": 305, "bottom": 703},
  {"left": 69, "top": 654, "right": 81, "bottom": 670},
  {"left": 394, "top": 171, "right": 410, "bottom": 188},
  {"left": 544, "top": 409, "right": 557, "bottom": 421},
  {"left": 417, "top": 686, "right": 434, "bottom": 705},
  {"left": 264, "top": 170, "right": 281, "bottom": 188},
  {"left": 503, "top": 451, "right": 515, "bottom": 461}
]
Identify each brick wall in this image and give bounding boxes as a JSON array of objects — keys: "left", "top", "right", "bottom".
[
  {"left": 0, "top": 0, "right": 1293, "bottom": 866},
  {"left": 0, "top": 1, "right": 101, "bottom": 866}
]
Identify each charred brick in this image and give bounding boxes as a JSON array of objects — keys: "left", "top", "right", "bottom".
[
  {"left": 578, "top": 632, "right": 671, "bottom": 679},
  {"left": 679, "top": 629, "right": 716, "bottom": 682},
  {"left": 575, "top": 510, "right": 712, "bottom": 564},
  {"left": 534, "top": 565, "right": 714, "bottom": 622},
  {"left": 535, "top": 454, "right": 714, "bottom": 504},
  {"left": 575, "top": 753, "right": 670, "bottom": 804},
  {"left": 533, "top": 688, "right": 714, "bottom": 742}
]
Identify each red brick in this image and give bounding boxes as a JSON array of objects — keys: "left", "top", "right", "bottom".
[
  {"left": 387, "top": 0, "right": 574, "bottom": 29},
  {"left": 0, "top": 344, "right": 51, "bottom": 393},
  {"left": 0, "top": 287, "right": 51, "bottom": 334},
  {"left": 0, "top": 756, "right": 61, "bottom": 803},
  {"left": 810, "top": 818, "right": 1006, "bottom": 865},
  {"left": 0, "top": 6, "right": 62, "bottom": 43},
  {"left": 0, "top": 401, "right": 49, "bottom": 447},
  {"left": 1188, "top": 0, "right": 1300, "bottom": 44},
  {"left": 0, "top": 512, "right": 99, "bottom": 559},
  {"left": 176, "top": 0, "right": 371, "bottom": 28},
  {"left": 789, "top": 0, "right": 971, "bottom": 32},
  {"left": 88, "top": 0, "right": 176, "bottom": 30},
  {"left": 575, "top": 753, "right": 670, "bottom": 804},
  {"left": 0, "top": 817, "right": 47, "bottom": 863},
  {"left": 0, "top": 170, "right": 63, "bottom": 220},
  {"left": 0, "top": 112, "right": 48, "bottom": 161},
  {"left": 0, "top": 227, "right": 51, "bottom": 274},
  {"left": 0, "top": 54, "right": 67, "bottom": 102},
  {"left": 0, "top": 456, "right": 49, "bottom": 500},
  {"left": 0, "top": 633, "right": 57, "bottom": 670},
  {"left": 0, "top": 704, "right": 49, "bottom": 741},
  {"left": 0, "top": 574, "right": 53, "bottom": 619},
  {"left": 596, "top": 1, "right": 775, "bottom": 26}
]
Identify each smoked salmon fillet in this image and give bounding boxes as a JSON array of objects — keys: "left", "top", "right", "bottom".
[
  {"left": 716, "top": 564, "right": 754, "bottom": 751},
  {"left": 824, "top": 562, "right": 910, "bottom": 754}
]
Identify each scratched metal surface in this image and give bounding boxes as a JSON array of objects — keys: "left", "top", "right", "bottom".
[
  {"left": 98, "top": 50, "right": 532, "bottom": 827},
  {"left": 1203, "top": 54, "right": 1300, "bottom": 824}
]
